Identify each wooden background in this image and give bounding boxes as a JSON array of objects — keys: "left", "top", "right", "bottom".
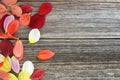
[{"left": 17, "top": 0, "right": 120, "bottom": 80}]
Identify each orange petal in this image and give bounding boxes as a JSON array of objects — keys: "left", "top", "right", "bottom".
[
  {"left": 0, "top": 3, "right": 7, "bottom": 14},
  {"left": 19, "top": 14, "right": 30, "bottom": 26},
  {"left": 2, "top": 0, "right": 17, "bottom": 6},
  {"left": 11, "top": 5, "right": 22, "bottom": 17},
  {"left": 7, "top": 20, "right": 20, "bottom": 34},
  {"left": 13, "top": 40, "right": 24, "bottom": 61},
  {"left": 37, "top": 49, "right": 55, "bottom": 60},
  {"left": 0, "top": 70, "right": 10, "bottom": 80}
]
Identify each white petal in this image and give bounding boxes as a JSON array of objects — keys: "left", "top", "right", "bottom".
[
  {"left": 22, "top": 61, "right": 34, "bottom": 75},
  {"left": 29, "top": 29, "right": 40, "bottom": 44}
]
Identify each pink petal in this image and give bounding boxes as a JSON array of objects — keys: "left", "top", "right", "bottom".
[
  {"left": 4, "top": 15, "right": 15, "bottom": 32},
  {"left": 10, "top": 56, "right": 20, "bottom": 73}
]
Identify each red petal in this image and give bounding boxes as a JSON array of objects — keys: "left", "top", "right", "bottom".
[
  {"left": 38, "top": 2, "right": 52, "bottom": 15},
  {"left": 37, "top": 49, "right": 55, "bottom": 60},
  {"left": 0, "top": 14, "right": 9, "bottom": 31},
  {"left": 29, "top": 14, "right": 46, "bottom": 29},
  {"left": 19, "top": 4, "right": 33, "bottom": 14},
  {"left": 13, "top": 40, "right": 24, "bottom": 61},
  {"left": 7, "top": 20, "right": 20, "bottom": 34},
  {"left": 30, "top": 68, "right": 45, "bottom": 80},
  {"left": 0, "top": 39, "right": 14, "bottom": 57}
]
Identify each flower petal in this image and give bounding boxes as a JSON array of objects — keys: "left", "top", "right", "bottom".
[
  {"left": 37, "top": 49, "right": 55, "bottom": 60},
  {"left": 0, "top": 56, "right": 11, "bottom": 72},
  {"left": 7, "top": 20, "right": 20, "bottom": 34},
  {"left": 9, "top": 73, "right": 18, "bottom": 80},
  {"left": 0, "top": 14, "right": 9, "bottom": 31},
  {"left": 2, "top": 0, "right": 17, "bottom": 6},
  {"left": 0, "top": 39, "right": 14, "bottom": 57},
  {"left": 11, "top": 5, "right": 22, "bottom": 17},
  {"left": 3, "top": 15, "right": 15, "bottom": 32},
  {"left": 22, "top": 61, "right": 34, "bottom": 75},
  {"left": 30, "top": 68, "right": 45, "bottom": 80},
  {"left": 10, "top": 56, "right": 20, "bottom": 73},
  {"left": 19, "top": 4, "right": 33, "bottom": 14},
  {"left": 19, "top": 13, "right": 30, "bottom": 26},
  {"left": 0, "top": 54, "right": 5, "bottom": 66},
  {"left": 29, "top": 29, "right": 40, "bottom": 43},
  {"left": 13, "top": 40, "right": 24, "bottom": 61},
  {"left": 38, "top": 2, "right": 52, "bottom": 15},
  {"left": 29, "top": 14, "right": 46, "bottom": 29},
  {"left": 18, "top": 70, "right": 31, "bottom": 80},
  {"left": 0, "top": 70, "right": 10, "bottom": 80},
  {"left": 0, "top": 3, "right": 7, "bottom": 14}
]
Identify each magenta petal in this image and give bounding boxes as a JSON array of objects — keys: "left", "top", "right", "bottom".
[{"left": 10, "top": 56, "right": 20, "bottom": 73}]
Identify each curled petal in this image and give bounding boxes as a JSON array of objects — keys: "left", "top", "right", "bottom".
[
  {"left": 29, "top": 14, "right": 46, "bottom": 29},
  {"left": 10, "top": 56, "right": 20, "bottom": 73},
  {"left": 30, "top": 68, "right": 45, "bottom": 80},
  {"left": 0, "top": 39, "right": 14, "bottom": 57},
  {"left": 22, "top": 61, "right": 34, "bottom": 75},
  {"left": 0, "top": 3, "right": 7, "bottom": 14},
  {"left": 13, "top": 40, "right": 24, "bottom": 61},
  {"left": 19, "top": 4, "right": 33, "bottom": 14},
  {"left": 19, "top": 14, "right": 30, "bottom": 26},
  {"left": 18, "top": 70, "right": 31, "bottom": 80},
  {"left": 2, "top": 0, "right": 17, "bottom": 6},
  {"left": 7, "top": 20, "right": 20, "bottom": 34},
  {"left": 9, "top": 73, "right": 18, "bottom": 80},
  {"left": 29, "top": 29, "right": 40, "bottom": 44},
  {"left": 37, "top": 49, "right": 55, "bottom": 60},
  {"left": 11, "top": 5, "right": 22, "bottom": 17},
  {"left": 0, "top": 56, "right": 11, "bottom": 72},
  {"left": 0, "top": 54, "right": 5, "bottom": 66},
  {"left": 4, "top": 15, "right": 15, "bottom": 32},
  {"left": 0, "top": 70, "right": 10, "bottom": 80}
]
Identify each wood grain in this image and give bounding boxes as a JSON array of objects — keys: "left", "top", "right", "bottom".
[
  {"left": 14, "top": 0, "right": 120, "bottom": 80},
  {"left": 16, "top": 1, "right": 120, "bottom": 38}
]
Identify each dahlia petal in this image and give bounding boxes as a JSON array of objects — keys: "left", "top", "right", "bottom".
[
  {"left": 38, "top": 2, "right": 52, "bottom": 15},
  {"left": 3, "top": 15, "right": 15, "bottom": 32},
  {"left": 0, "top": 70, "right": 10, "bottom": 80},
  {"left": 19, "top": 4, "right": 33, "bottom": 14},
  {"left": 11, "top": 5, "right": 22, "bottom": 17},
  {"left": 0, "top": 56, "right": 11, "bottom": 72},
  {"left": 2, "top": 0, "right": 17, "bottom": 6},
  {"left": 22, "top": 61, "right": 34, "bottom": 75},
  {"left": 13, "top": 40, "right": 24, "bottom": 61},
  {"left": 10, "top": 56, "right": 20, "bottom": 73},
  {"left": 0, "top": 39, "right": 14, "bottom": 57},
  {"left": 9, "top": 73, "right": 18, "bottom": 80},
  {"left": 18, "top": 70, "right": 31, "bottom": 80},
  {"left": 0, "top": 54, "right": 5, "bottom": 66},
  {"left": 37, "top": 49, "right": 55, "bottom": 60},
  {"left": 29, "top": 29, "right": 40, "bottom": 43},
  {"left": 30, "top": 68, "right": 45, "bottom": 80},
  {"left": 29, "top": 14, "right": 46, "bottom": 29}
]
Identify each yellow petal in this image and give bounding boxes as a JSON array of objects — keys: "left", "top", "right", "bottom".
[
  {"left": 9, "top": 73, "right": 18, "bottom": 80},
  {"left": 0, "top": 56, "right": 11, "bottom": 72},
  {"left": 18, "top": 70, "right": 31, "bottom": 80}
]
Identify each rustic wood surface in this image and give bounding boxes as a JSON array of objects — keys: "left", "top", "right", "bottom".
[{"left": 17, "top": 0, "right": 120, "bottom": 80}]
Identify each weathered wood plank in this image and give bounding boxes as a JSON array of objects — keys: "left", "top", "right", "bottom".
[
  {"left": 15, "top": 2, "right": 120, "bottom": 38},
  {"left": 21, "top": 62, "right": 120, "bottom": 80},
  {"left": 19, "top": 0, "right": 120, "bottom": 3},
  {"left": 18, "top": 39, "right": 120, "bottom": 63}
]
